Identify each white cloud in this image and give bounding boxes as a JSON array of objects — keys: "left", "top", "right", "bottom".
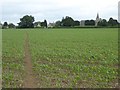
[{"left": 1, "top": 0, "right": 119, "bottom": 24}]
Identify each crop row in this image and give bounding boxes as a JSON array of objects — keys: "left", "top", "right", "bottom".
[
  {"left": 2, "top": 28, "right": 118, "bottom": 88},
  {"left": 29, "top": 28, "right": 118, "bottom": 88},
  {"left": 2, "top": 30, "right": 25, "bottom": 88}
]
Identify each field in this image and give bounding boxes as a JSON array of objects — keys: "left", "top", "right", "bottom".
[{"left": 2, "top": 28, "right": 118, "bottom": 88}]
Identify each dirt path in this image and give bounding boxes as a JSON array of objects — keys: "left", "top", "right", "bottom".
[{"left": 23, "top": 31, "right": 37, "bottom": 88}]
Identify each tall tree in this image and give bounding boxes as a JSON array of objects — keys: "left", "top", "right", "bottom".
[
  {"left": 8, "top": 23, "right": 16, "bottom": 28},
  {"left": 98, "top": 19, "right": 108, "bottom": 27},
  {"left": 85, "top": 20, "right": 95, "bottom": 26},
  {"left": 61, "top": 16, "right": 74, "bottom": 27},
  {"left": 44, "top": 20, "right": 47, "bottom": 28},
  {"left": 108, "top": 17, "right": 118, "bottom": 26},
  {"left": 90, "top": 20, "right": 95, "bottom": 26},
  {"left": 2, "top": 22, "right": 8, "bottom": 29},
  {"left": 74, "top": 20, "right": 80, "bottom": 26},
  {"left": 55, "top": 21, "right": 61, "bottom": 27},
  {"left": 41, "top": 20, "right": 47, "bottom": 28},
  {"left": 18, "top": 15, "right": 35, "bottom": 28}
]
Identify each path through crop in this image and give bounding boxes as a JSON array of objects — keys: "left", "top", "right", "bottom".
[{"left": 23, "top": 31, "right": 37, "bottom": 88}]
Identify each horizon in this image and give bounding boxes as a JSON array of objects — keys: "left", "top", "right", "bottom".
[
  {"left": 0, "top": 14, "right": 119, "bottom": 26},
  {"left": 1, "top": 0, "right": 119, "bottom": 25}
]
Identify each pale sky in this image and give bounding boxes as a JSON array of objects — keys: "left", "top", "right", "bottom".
[{"left": 1, "top": 0, "right": 119, "bottom": 25}]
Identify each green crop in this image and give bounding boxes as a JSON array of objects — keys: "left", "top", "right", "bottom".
[
  {"left": 2, "top": 28, "right": 118, "bottom": 88},
  {"left": 2, "top": 30, "right": 25, "bottom": 88}
]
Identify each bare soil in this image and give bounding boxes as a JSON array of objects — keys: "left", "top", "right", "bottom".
[{"left": 23, "top": 32, "right": 38, "bottom": 88}]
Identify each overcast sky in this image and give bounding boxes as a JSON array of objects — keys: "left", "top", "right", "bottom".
[{"left": 1, "top": 0, "right": 119, "bottom": 25}]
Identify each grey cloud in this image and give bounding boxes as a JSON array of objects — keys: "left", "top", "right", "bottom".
[{"left": 1, "top": 0, "right": 119, "bottom": 24}]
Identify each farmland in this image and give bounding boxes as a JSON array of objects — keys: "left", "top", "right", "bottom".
[
  {"left": 2, "top": 30, "right": 24, "bottom": 87},
  {"left": 2, "top": 28, "right": 118, "bottom": 88}
]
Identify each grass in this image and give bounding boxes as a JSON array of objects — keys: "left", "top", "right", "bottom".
[{"left": 2, "top": 28, "right": 118, "bottom": 88}]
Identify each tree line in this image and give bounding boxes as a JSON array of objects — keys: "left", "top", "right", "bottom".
[{"left": 1, "top": 15, "right": 119, "bottom": 29}]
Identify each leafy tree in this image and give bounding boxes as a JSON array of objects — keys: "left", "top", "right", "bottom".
[
  {"left": 85, "top": 20, "right": 95, "bottom": 26},
  {"left": 4, "top": 22, "right": 8, "bottom": 26},
  {"left": 85, "top": 20, "right": 89, "bottom": 26},
  {"left": 41, "top": 22, "right": 44, "bottom": 27},
  {"left": 108, "top": 17, "right": 118, "bottom": 26},
  {"left": 8, "top": 23, "right": 16, "bottom": 28},
  {"left": 61, "top": 16, "right": 74, "bottom": 27},
  {"left": 90, "top": 20, "right": 95, "bottom": 26},
  {"left": 55, "top": 21, "right": 61, "bottom": 27},
  {"left": 2, "top": 22, "right": 8, "bottom": 29},
  {"left": 98, "top": 19, "right": 108, "bottom": 27},
  {"left": 74, "top": 20, "right": 80, "bottom": 26},
  {"left": 18, "top": 15, "right": 35, "bottom": 28},
  {"left": 41, "top": 20, "right": 47, "bottom": 28},
  {"left": 44, "top": 20, "right": 47, "bottom": 28}
]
